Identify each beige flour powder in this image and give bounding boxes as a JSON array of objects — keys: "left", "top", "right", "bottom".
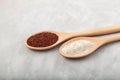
[{"left": 61, "top": 40, "right": 94, "bottom": 56}]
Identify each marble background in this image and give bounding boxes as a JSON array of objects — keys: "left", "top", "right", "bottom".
[{"left": 0, "top": 0, "right": 120, "bottom": 80}]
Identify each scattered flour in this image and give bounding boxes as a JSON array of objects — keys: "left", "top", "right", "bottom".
[{"left": 61, "top": 40, "right": 94, "bottom": 56}]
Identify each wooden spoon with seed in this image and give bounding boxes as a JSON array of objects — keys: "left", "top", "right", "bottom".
[
  {"left": 59, "top": 35, "right": 120, "bottom": 58},
  {"left": 25, "top": 25, "right": 120, "bottom": 50}
]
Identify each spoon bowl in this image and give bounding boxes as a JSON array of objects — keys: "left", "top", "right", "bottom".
[
  {"left": 59, "top": 37, "right": 103, "bottom": 58},
  {"left": 25, "top": 30, "right": 73, "bottom": 50}
]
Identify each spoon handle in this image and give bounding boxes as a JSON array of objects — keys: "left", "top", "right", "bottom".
[
  {"left": 74, "top": 25, "right": 120, "bottom": 37},
  {"left": 100, "top": 34, "right": 120, "bottom": 44}
]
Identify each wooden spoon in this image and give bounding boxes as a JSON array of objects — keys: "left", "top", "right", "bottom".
[
  {"left": 25, "top": 25, "right": 120, "bottom": 50},
  {"left": 59, "top": 34, "right": 120, "bottom": 58}
]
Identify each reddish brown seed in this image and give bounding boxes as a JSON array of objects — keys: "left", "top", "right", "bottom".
[{"left": 27, "top": 32, "right": 58, "bottom": 47}]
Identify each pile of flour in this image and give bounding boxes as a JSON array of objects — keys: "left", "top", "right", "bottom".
[{"left": 62, "top": 40, "right": 94, "bottom": 56}]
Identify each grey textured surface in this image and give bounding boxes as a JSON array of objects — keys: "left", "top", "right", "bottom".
[{"left": 0, "top": 0, "right": 120, "bottom": 80}]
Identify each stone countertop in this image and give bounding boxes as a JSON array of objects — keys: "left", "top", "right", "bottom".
[{"left": 0, "top": 0, "right": 120, "bottom": 80}]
